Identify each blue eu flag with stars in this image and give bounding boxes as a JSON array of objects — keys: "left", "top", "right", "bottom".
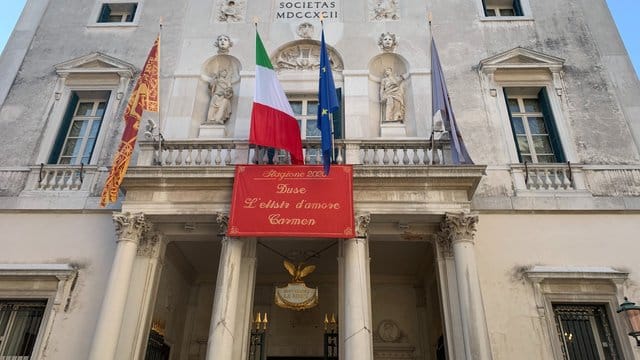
[{"left": 317, "top": 27, "right": 339, "bottom": 175}]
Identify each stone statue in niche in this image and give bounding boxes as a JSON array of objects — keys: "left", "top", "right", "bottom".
[
  {"left": 378, "top": 32, "right": 397, "bottom": 52},
  {"left": 297, "top": 22, "right": 315, "bottom": 39},
  {"left": 218, "top": 0, "right": 243, "bottom": 22},
  {"left": 380, "top": 67, "right": 406, "bottom": 123},
  {"left": 214, "top": 34, "right": 233, "bottom": 54},
  {"left": 371, "top": 0, "right": 399, "bottom": 21},
  {"left": 207, "top": 68, "right": 233, "bottom": 124}
]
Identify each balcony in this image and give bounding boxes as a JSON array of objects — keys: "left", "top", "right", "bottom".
[{"left": 135, "top": 139, "right": 453, "bottom": 167}]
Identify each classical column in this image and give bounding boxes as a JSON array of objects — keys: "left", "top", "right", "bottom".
[
  {"left": 342, "top": 213, "right": 374, "bottom": 360},
  {"left": 442, "top": 212, "right": 493, "bottom": 360},
  {"left": 116, "top": 227, "right": 166, "bottom": 360},
  {"left": 434, "top": 230, "right": 464, "bottom": 360},
  {"left": 205, "top": 213, "right": 244, "bottom": 360},
  {"left": 89, "top": 212, "right": 146, "bottom": 360},
  {"left": 233, "top": 238, "right": 257, "bottom": 360}
]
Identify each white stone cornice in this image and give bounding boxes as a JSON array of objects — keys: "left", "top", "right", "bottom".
[
  {"left": 478, "top": 47, "right": 565, "bottom": 75},
  {"left": 55, "top": 52, "right": 136, "bottom": 78}
]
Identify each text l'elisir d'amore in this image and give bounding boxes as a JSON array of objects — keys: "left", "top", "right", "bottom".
[{"left": 241, "top": 169, "right": 342, "bottom": 226}]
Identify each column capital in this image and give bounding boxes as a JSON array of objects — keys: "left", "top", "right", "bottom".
[
  {"left": 138, "top": 225, "right": 162, "bottom": 258},
  {"left": 433, "top": 230, "right": 453, "bottom": 258},
  {"left": 442, "top": 212, "right": 479, "bottom": 245},
  {"left": 112, "top": 212, "right": 146, "bottom": 244},
  {"left": 216, "top": 212, "right": 229, "bottom": 235},
  {"left": 355, "top": 213, "right": 371, "bottom": 238}
]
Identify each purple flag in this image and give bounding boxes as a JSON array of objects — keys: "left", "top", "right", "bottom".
[{"left": 431, "top": 39, "right": 473, "bottom": 164}]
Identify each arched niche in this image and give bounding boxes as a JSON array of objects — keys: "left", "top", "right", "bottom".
[
  {"left": 268, "top": 40, "right": 344, "bottom": 124},
  {"left": 368, "top": 53, "right": 415, "bottom": 138},
  {"left": 194, "top": 54, "right": 242, "bottom": 138}
]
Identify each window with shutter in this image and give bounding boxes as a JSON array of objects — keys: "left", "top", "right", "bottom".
[{"left": 504, "top": 87, "right": 565, "bottom": 163}]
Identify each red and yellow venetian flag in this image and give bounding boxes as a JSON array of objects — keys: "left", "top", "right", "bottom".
[{"left": 100, "top": 36, "right": 159, "bottom": 207}]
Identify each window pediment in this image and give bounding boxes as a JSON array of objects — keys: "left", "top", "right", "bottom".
[
  {"left": 55, "top": 52, "right": 135, "bottom": 78},
  {"left": 479, "top": 47, "right": 564, "bottom": 74}
]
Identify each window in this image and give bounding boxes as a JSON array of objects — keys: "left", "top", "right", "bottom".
[
  {"left": 97, "top": 3, "right": 138, "bottom": 23},
  {"left": 0, "top": 264, "right": 76, "bottom": 360},
  {"left": 553, "top": 304, "right": 620, "bottom": 360},
  {"left": 524, "top": 266, "right": 634, "bottom": 359},
  {"left": 289, "top": 89, "right": 343, "bottom": 140},
  {"left": 504, "top": 87, "right": 565, "bottom": 163},
  {"left": 482, "top": 0, "right": 523, "bottom": 17},
  {"left": 290, "top": 97, "right": 320, "bottom": 140},
  {"left": 0, "top": 300, "right": 47, "bottom": 359},
  {"left": 48, "top": 91, "right": 110, "bottom": 165}
]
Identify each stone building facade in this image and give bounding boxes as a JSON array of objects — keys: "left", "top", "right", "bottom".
[{"left": 0, "top": 0, "right": 639, "bottom": 359}]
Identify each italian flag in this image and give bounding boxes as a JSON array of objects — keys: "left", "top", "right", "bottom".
[{"left": 249, "top": 31, "right": 304, "bottom": 164}]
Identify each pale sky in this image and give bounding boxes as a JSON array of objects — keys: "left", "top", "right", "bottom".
[{"left": 0, "top": 0, "right": 638, "bottom": 76}]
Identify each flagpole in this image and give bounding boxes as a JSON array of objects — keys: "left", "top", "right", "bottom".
[
  {"left": 158, "top": 18, "right": 164, "bottom": 165},
  {"left": 320, "top": 17, "right": 337, "bottom": 165},
  {"left": 251, "top": 17, "right": 259, "bottom": 165},
  {"left": 428, "top": 12, "right": 435, "bottom": 165}
]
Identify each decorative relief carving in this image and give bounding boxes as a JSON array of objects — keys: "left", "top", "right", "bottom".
[
  {"left": 378, "top": 32, "right": 397, "bottom": 53},
  {"left": 217, "top": 0, "right": 245, "bottom": 22},
  {"left": 297, "top": 22, "right": 315, "bottom": 39},
  {"left": 138, "top": 225, "right": 161, "bottom": 257},
  {"left": 370, "top": 0, "right": 399, "bottom": 21},
  {"left": 373, "top": 320, "right": 415, "bottom": 359},
  {"left": 216, "top": 212, "right": 230, "bottom": 235},
  {"left": 375, "top": 319, "right": 404, "bottom": 343},
  {"left": 112, "top": 212, "right": 145, "bottom": 243},
  {"left": 433, "top": 230, "right": 453, "bottom": 257},
  {"left": 355, "top": 213, "right": 371, "bottom": 238},
  {"left": 442, "top": 212, "right": 479, "bottom": 244},
  {"left": 214, "top": 34, "right": 233, "bottom": 54},
  {"left": 273, "top": 42, "right": 343, "bottom": 71}
]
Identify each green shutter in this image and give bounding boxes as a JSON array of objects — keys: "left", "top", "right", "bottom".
[
  {"left": 48, "top": 93, "right": 79, "bottom": 164},
  {"left": 127, "top": 3, "right": 138, "bottom": 22},
  {"left": 98, "top": 4, "right": 111, "bottom": 22},
  {"left": 503, "top": 88, "right": 523, "bottom": 163},
  {"left": 538, "top": 87, "right": 565, "bottom": 162},
  {"left": 481, "top": 0, "right": 488, "bottom": 16},
  {"left": 513, "top": 0, "right": 524, "bottom": 16},
  {"left": 332, "top": 87, "right": 343, "bottom": 140}
]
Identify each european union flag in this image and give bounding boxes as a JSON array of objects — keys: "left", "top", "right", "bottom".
[{"left": 317, "top": 28, "right": 339, "bottom": 175}]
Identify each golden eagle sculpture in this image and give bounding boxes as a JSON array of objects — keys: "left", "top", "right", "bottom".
[{"left": 283, "top": 260, "right": 316, "bottom": 283}]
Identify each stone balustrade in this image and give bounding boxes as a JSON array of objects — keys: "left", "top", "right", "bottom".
[
  {"left": 7, "top": 141, "right": 639, "bottom": 200},
  {"left": 136, "top": 139, "right": 449, "bottom": 167},
  {"left": 19, "top": 164, "right": 102, "bottom": 193},
  {"left": 510, "top": 163, "right": 587, "bottom": 193}
]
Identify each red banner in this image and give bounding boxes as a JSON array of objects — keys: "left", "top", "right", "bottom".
[
  {"left": 101, "top": 35, "right": 159, "bottom": 206},
  {"left": 228, "top": 165, "right": 354, "bottom": 238}
]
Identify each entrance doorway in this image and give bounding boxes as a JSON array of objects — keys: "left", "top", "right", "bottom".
[{"left": 253, "top": 239, "right": 339, "bottom": 359}]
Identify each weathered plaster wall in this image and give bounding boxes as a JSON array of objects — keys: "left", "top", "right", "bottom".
[
  {"left": 0, "top": 213, "right": 116, "bottom": 360},
  {"left": 476, "top": 213, "right": 640, "bottom": 360},
  {"left": 0, "top": 0, "right": 187, "bottom": 167}
]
